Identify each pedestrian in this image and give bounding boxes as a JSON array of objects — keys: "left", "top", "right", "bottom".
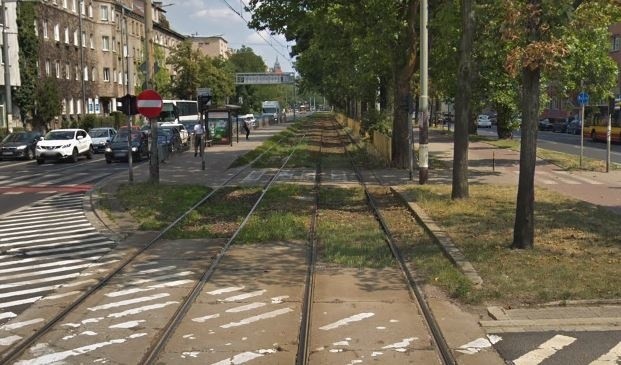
[
  {"left": 194, "top": 121, "right": 204, "bottom": 157},
  {"left": 243, "top": 120, "right": 250, "bottom": 140}
]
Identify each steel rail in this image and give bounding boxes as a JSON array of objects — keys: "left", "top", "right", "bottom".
[
  {"left": 0, "top": 121, "right": 307, "bottom": 364},
  {"left": 335, "top": 120, "right": 456, "bottom": 365}
]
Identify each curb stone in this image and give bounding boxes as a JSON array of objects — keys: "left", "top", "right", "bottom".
[{"left": 389, "top": 186, "right": 484, "bottom": 288}]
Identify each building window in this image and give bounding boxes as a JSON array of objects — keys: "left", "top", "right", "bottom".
[
  {"left": 71, "top": 0, "right": 76, "bottom": 12},
  {"left": 65, "top": 63, "right": 70, "bottom": 79},
  {"left": 118, "top": 71, "right": 122, "bottom": 85},
  {"left": 55, "top": 60, "right": 60, "bottom": 78},
  {"left": 89, "top": 34, "right": 94, "bottom": 49},
  {"left": 83, "top": 66, "right": 88, "bottom": 81},
  {"left": 73, "top": 30, "right": 78, "bottom": 46},
  {"left": 613, "top": 36, "right": 621, "bottom": 52},
  {"left": 75, "top": 65, "right": 79, "bottom": 80},
  {"left": 81, "top": 31, "right": 85, "bottom": 47},
  {"left": 88, "top": 4, "right": 93, "bottom": 18},
  {"left": 62, "top": 0, "right": 67, "bottom": 9},
  {"left": 64, "top": 27, "right": 69, "bottom": 43},
  {"left": 112, "top": 37, "right": 116, "bottom": 52},
  {"left": 103, "top": 67, "right": 110, "bottom": 82},
  {"left": 112, "top": 68, "right": 116, "bottom": 82},
  {"left": 92, "top": 67, "right": 96, "bottom": 81},
  {"left": 43, "top": 20, "right": 48, "bottom": 39},
  {"left": 80, "top": 0, "right": 85, "bottom": 15},
  {"left": 45, "top": 60, "right": 50, "bottom": 76},
  {"left": 53, "top": 24, "right": 60, "bottom": 41},
  {"left": 102, "top": 36, "right": 110, "bottom": 51},
  {"left": 100, "top": 5, "right": 108, "bottom": 21}
]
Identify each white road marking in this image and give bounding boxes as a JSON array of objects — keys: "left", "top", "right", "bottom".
[
  {"left": 589, "top": 341, "right": 621, "bottom": 365},
  {"left": 106, "top": 279, "right": 194, "bottom": 298},
  {"left": 0, "top": 261, "right": 111, "bottom": 284},
  {"left": 0, "top": 335, "right": 21, "bottom": 346},
  {"left": 271, "top": 296, "right": 288, "bottom": 304},
  {"left": 0, "top": 296, "right": 42, "bottom": 309},
  {"left": 512, "top": 334, "right": 576, "bottom": 365},
  {"left": 0, "top": 312, "right": 16, "bottom": 320},
  {"left": 223, "top": 289, "right": 266, "bottom": 302},
  {"left": 382, "top": 337, "right": 418, "bottom": 350},
  {"left": 43, "top": 291, "right": 80, "bottom": 301},
  {"left": 211, "top": 349, "right": 277, "bottom": 365},
  {"left": 107, "top": 301, "right": 179, "bottom": 319},
  {"left": 220, "top": 308, "right": 293, "bottom": 329},
  {"left": 0, "top": 256, "right": 100, "bottom": 274},
  {"left": 14, "top": 333, "right": 147, "bottom": 365},
  {"left": 0, "top": 318, "right": 44, "bottom": 331},
  {"left": 88, "top": 293, "right": 170, "bottom": 311},
  {"left": 456, "top": 335, "right": 503, "bottom": 355},
  {"left": 226, "top": 302, "right": 266, "bottom": 313},
  {"left": 319, "top": 313, "right": 375, "bottom": 330},
  {"left": 192, "top": 313, "right": 220, "bottom": 323},
  {"left": 109, "top": 320, "right": 146, "bottom": 329},
  {"left": 241, "top": 170, "right": 265, "bottom": 183},
  {"left": 207, "top": 286, "right": 244, "bottom": 295},
  {"left": 129, "top": 271, "right": 193, "bottom": 285}
]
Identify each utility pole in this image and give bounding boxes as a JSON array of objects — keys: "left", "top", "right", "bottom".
[
  {"left": 419, "top": 0, "right": 429, "bottom": 184},
  {"left": 121, "top": 6, "right": 133, "bottom": 182},
  {"left": 1, "top": 0, "right": 12, "bottom": 131},
  {"left": 145, "top": 0, "right": 158, "bottom": 183}
]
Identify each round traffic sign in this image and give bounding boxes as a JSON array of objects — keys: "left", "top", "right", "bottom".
[{"left": 136, "top": 89, "right": 163, "bottom": 118}]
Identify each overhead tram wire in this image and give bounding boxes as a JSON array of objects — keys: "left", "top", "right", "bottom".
[{"left": 220, "top": 0, "right": 293, "bottom": 65}]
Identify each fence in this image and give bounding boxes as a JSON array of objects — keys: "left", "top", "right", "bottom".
[{"left": 336, "top": 113, "right": 392, "bottom": 163}]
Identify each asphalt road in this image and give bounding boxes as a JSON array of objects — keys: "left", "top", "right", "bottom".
[{"left": 476, "top": 126, "right": 621, "bottom": 165}]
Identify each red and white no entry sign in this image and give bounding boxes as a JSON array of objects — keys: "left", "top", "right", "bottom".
[{"left": 136, "top": 89, "right": 163, "bottom": 118}]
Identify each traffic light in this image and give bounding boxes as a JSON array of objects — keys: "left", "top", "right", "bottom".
[
  {"left": 118, "top": 94, "right": 138, "bottom": 116},
  {"left": 198, "top": 94, "right": 212, "bottom": 112}
]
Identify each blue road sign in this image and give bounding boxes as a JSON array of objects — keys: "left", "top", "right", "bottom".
[{"left": 578, "top": 91, "right": 589, "bottom": 105}]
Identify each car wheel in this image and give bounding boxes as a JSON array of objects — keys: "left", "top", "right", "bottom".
[
  {"left": 105, "top": 158, "right": 112, "bottom": 164},
  {"left": 36, "top": 158, "right": 44, "bottom": 165},
  {"left": 24, "top": 149, "right": 33, "bottom": 160},
  {"left": 86, "top": 145, "right": 93, "bottom": 160},
  {"left": 71, "top": 148, "right": 79, "bottom": 162}
]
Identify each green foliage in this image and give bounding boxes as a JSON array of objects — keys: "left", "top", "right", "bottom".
[
  {"left": 229, "top": 46, "right": 270, "bottom": 113},
  {"left": 166, "top": 41, "right": 234, "bottom": 105},
  {"left": 15, "top": 2, "right": 39, "bottom": 125},
  {"left": 361, "top": 109, "right": 391, "bottom": 136},
  {"left": 34, "top": 78, "right": 62, "bottom": 128},
  {"left": 80, "top": 115, "right": 97, "bottom": 131}
]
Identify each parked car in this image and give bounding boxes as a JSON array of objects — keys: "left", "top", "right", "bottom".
[
  {"left": 538, "top": 119, "right": 554, "bottom": 131},
  {"left": 552, "top": 120, "right": 568, "bottom": 133},
  {"left": 157, "top": 127, "right": 183, "bottom": 153},
  {"left": 566, "top": 119, "right": 582, "bottom": 135},
  {"left": 160, "top": 122, "right": 190, "bottom": 147},
  {"left": 0, "top": 131, "right": 42, "bottom": 160},
  {"left": 104, "top": 131, "right": 149, "bottom": 163},
  {"left": 477, "top": 114, "right": 492, "bottom": 128},
  {"left": 35, "top": 128, "right": 93, "bottom": 164},
  {"left": 89, "top": 127, "right": 117, "bottom": 153}
]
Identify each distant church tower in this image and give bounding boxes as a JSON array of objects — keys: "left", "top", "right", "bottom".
[{"left": 272, "top": 58, "right": 282, "bottom": 74}]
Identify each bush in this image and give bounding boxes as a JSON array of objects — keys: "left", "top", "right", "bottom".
[{"left": 361, "top": 109, "right": 392, "bottom": 137}]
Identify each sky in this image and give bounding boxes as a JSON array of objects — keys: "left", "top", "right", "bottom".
[{"left": 163, "top": 0, "right": 295, "bottom": 73}]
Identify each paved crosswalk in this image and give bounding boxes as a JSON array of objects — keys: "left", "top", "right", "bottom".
[
  {"left": 0, "top": 194, "right": 118, "bottom": 323},
  {"left": 0, "top": 170, "right": 112, "bottom": 195},
  {"left": 478, "top": 331, "right": 621, "bottom": 365},
  {"left": 506, "top": 169, "right": 604, "bottom": 185}
]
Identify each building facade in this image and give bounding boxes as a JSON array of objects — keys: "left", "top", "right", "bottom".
[
  {"left": 190, "top": 36, "right": 230, "bottom": 59},
  {"left": 20, "top": 0, "right": 184, "bottom": 129}
]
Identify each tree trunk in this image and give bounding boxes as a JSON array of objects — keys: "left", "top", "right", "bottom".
[
  {"left": 452, "top": 0, "right": 474, "bottom": 200},
  {"left": 392, "top": 0, "right": 418, "bottom": 169},
  {"left": 512, "top": 67, "right": 540, "bottom": 249}
]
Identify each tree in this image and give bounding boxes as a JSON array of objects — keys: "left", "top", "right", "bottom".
[
  {"left": 452, "top": 0, "right": 475, "bottom": 200},
  {"left": 229, "top": 46, "right": 269, "bottom": 113},
  {"left": 33, "top": 78, "right": 62, "bottom": 130},
  {"left": 167, "top": 41, "right": 204, "bottom": 99},
  {"left": 14, "top": 2, "right": 39, "bottom": 129}
]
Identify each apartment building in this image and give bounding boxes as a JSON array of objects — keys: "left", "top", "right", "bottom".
[
  {"left": 190, "top": 36, "right": 230, "bottom": 59},
  {"left": 33, "top": 0, "right": 183, "bottom": 128}
]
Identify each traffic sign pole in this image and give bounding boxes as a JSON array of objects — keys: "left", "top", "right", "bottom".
[
  {"left": 137, "top": 89, "right": 163, "bottom": 183},
  {"left": 578, "top": 91, "right": 588, "bottom": 169}
]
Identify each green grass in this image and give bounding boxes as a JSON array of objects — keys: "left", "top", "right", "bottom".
[
  {"left": 401, "top": 184, "right": 621, "bottom": 306},
  {"left": 116, "top": 183, "right": 211, "bottom": 230}
]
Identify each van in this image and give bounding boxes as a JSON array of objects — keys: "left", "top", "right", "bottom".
[{"left": 239, "top": 114, "right": 256, "bottom": 128}]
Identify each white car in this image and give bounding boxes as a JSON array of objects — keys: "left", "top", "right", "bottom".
[
  {"left": 36, "top": 128, "right": 93, "bottom": 164},
  {"left": 89, "top": 127, "right": 117, "bottom": 153},
  {"left": 160, "top": 122, "right": 190, "bottom": 147},
  {"left": 239, "top": 114, "right": 256, "bottom": 128},
  {"left": 477, "top": 114, "right": 492, "bottom": 128}
]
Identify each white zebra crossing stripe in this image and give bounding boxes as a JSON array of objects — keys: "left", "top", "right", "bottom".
[
  {"left": 512, "top": 334, "right": 577, "bottom": 365},
  {"left": 242, "top": 170, "right": 266, "bottom": 182},
  {"left": 589, "top": 341, "right": 621, "bottom": 365}
]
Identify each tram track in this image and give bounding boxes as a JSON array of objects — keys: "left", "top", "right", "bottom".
[
  {"left": 0, "top": 116, "right": 457, "bottom": 364},
  {"left": 0, "top": 123, "right": 309, "bottom": 364}
]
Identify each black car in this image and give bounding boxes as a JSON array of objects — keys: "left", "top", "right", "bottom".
[
  {"left": 158, "top": 125, "right": 183, "bottom": 153},
  {"left": 0, "top": 131, "right": 42, "bottom": 160},
  {"left": 538, "top": 119, "right": 554, "bottom": 131},
  {"left": 566, "top": 119, "right": 582, "bottom": 135},
  {"left": 104, "top": 131, "right": 149, "bottom": 163},
  {"left": 552, "top": 120, "right": 568, "bottom": 133}
]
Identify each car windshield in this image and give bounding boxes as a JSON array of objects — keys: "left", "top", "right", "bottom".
[
  {"left": 90, "top": 129, "right": 109, "bottom": 138},
  {"left": 112, "top": 133, "right": 142, "bottom": 143},
  {"left": 2, "top": 132, "right": 31, "bottom": 143},
  {"left": 45, "top": 131, "right": 75, "bottom": 140}
]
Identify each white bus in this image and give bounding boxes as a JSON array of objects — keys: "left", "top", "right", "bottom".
[{"left": 160, "top": 100, "right": 199, "bottom": 123}]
